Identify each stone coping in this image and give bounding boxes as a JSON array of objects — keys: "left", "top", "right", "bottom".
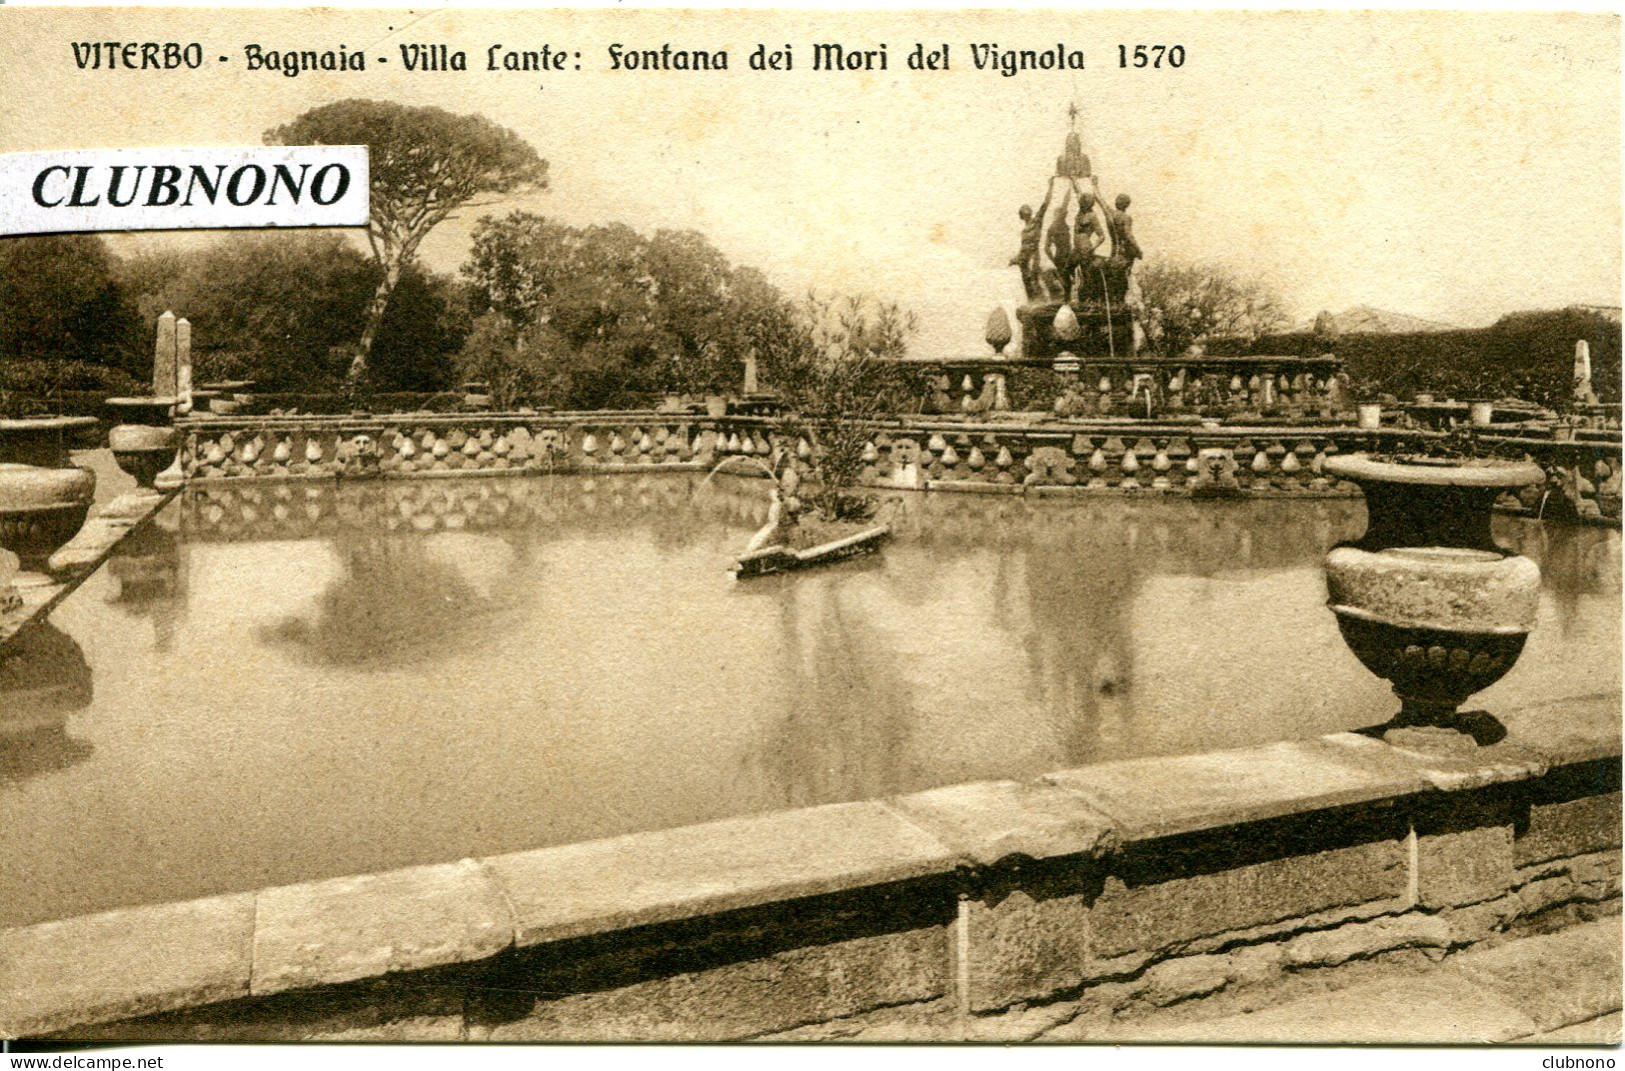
[
  {"left": 880, "top": 354, "right": 1345, "bottom": 371},
  {"left": 178, "top": 410, "right": 1447, "bottom": 440},
  {"left": 1325, "top": 455, "right": 1547, "bottom": 489},
  {"left": 2, "top": 691, "right": 1617, "bottom": 1039}
]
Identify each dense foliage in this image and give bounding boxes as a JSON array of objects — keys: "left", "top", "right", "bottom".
[
  {"left": 1235, "top": 308, "right": 1621, "bottom": 408},
  {"left": 117, "top": 234, "right": 469, "bottom": 393},
  {"left": 774, "top": 293, "right": 920, "bottom": 521},
  {"left": 458, "top": 212, "right": 805, "bottom": 409},
  {"left": 1137, "top": 257, "right": 1288, "bottom": 358},
  {"left": 0, "top": 235, "right": 145, "bottom": 378}
]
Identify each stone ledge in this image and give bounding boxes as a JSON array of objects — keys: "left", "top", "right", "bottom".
[
  {"left": 7, "top": 694, "right": 1617, "bottom": 1038},
  {"left": 886, "top": 780, "right": 1117, "bottom": 866},
  {"left": 0, "top": 892, "right": 253, "bottom": 1039},
  {"left": 1042, "top": 734, "right": 1432, "bottom": 842},
  {"left": 924, "top": 480, "right": 1025, "bottom": 495},
  {"left": 484, "top": 801, "right": 960, "bottom": 948},
  {"left": 1381, "top": 739, "right": 1551, "bottom": 792},
  {"left": 1504, "top": 693, "right": 1624, "bottom": 768},
  {"left": 251, "top": 858, "right": 513, "bottom": 998}
]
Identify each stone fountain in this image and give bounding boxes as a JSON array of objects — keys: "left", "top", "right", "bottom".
[{"left": 898, "top": 109, "right": 1349, "bottom": 422}]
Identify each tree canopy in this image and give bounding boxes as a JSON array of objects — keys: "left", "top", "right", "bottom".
[
  {"left": 0, "top": 235, "right": 144, "bottom": 375},
  {"left": 1137, "top": 257, "right": 1288, "bottom": 358},
  {"left": 266, "top": 100, "right": 546, "bottom": 378},
  {"left": 458, "top": 212, "right": 805, "bottom": 408},
  {"left": 118, "top": 233, "right": 468, "bottom": 393}
]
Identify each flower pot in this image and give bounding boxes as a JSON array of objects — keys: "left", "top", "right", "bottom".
[
  {"left": 0, "top": 462, "right": 96, "bottom": 582},
  {"left": 1356, "top": 403, "right": 1383, "bottom": 430},
  {"left": 1323, "top": 455, "right": 1544, "bottom": 733},
  {"left": 1468, "top": 401, "right": 1494, "bottom": 427}
]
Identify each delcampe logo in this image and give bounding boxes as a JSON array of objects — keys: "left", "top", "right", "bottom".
[{"left": 0, "top": 146, "right": 369, "bottom": 235}]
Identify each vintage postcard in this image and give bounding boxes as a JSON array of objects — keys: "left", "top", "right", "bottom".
[{"left": 0, "top": 5, "right": 1618, "bottom": 1055}]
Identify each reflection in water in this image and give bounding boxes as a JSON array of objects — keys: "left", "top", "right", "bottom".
[
  {"left": 0, "top": 623, "right": 95, "bottom": 781},
  {"left": 1, "top": 474, "right": 1616, "bottom": 928},
  {"left": 258, "top": 533, "right": 535, "bottom": 668},
  {"left": 1495, "top": 519, "right": 1624, "bottom": 638},
  {"left": 105, "top": 517, "right": 186, "bottom": 652}
]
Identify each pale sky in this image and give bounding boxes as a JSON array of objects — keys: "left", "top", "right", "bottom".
[{"left": 1, "top": 8, "right": 1618, "bottom": 357}]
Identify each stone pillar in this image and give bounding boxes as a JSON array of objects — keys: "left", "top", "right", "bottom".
[
  {"left": 1574, "top": 340, "right": 1597, "bottom": 406},
  {"left": 153, "top": 314, "right": 186, "bottom": 491},
  {"left": 743, "top": 351, "right": 759, "bottom": 396},
  {"left": 175, "top": 318, "right": 193, "bottom": 414},
  {"left": 152, "top": 311, "right": 178, "bottom": 398}
]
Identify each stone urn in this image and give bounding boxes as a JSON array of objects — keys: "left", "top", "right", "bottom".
[
  {"left": 1324, "top": 454, "right": 1545, "bottom": 732},
  {"left": 0, "top": 417, "right": 97, "bottom": 586},
  {"left": 0, "top": 415, "right": 95, "bottom": 469},
  {"left": 105, "top": 397, "right": 178, "bottom": 490},
  {"left": 0, "top": 462, "right": 96, "bottom": 584}
]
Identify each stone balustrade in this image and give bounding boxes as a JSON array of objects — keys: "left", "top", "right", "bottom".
[
  {"left": 904, "top": 356, "right": 1347, "bottom": 419},
  {"left": 1471, "top": 433, "right": 1624, "bottom": 524},
  {"left": 174, "top": 412, "right": 1622, "bottom": 526},
  {"left": 3, "top": 691, "right": 1616, "bottom": 1042}
]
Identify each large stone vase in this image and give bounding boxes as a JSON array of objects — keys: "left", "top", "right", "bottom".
[
  {"left": 1324, "top": 455, "right": 1545, "bottom": 733},
  {"left": 0, "top": 463, "right": 96, "bottom": 583},
  {"left": 0, "top": 417, "right": 98, "bottom": 586},
  {"left": 0, "top": 415, "right": 95, "bottom": 469},
  {"left": 105, "top": 397, "right": 178, "bottom": 490}
]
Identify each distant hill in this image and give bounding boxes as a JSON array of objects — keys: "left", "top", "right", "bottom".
[{"left": 1295, "top": 305, "right": 1461, "bottom": 335}]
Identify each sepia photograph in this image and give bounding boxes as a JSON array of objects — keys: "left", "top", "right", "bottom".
[{"left": 0, "top": 5, "right": 1619, "bottom": 1052}]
